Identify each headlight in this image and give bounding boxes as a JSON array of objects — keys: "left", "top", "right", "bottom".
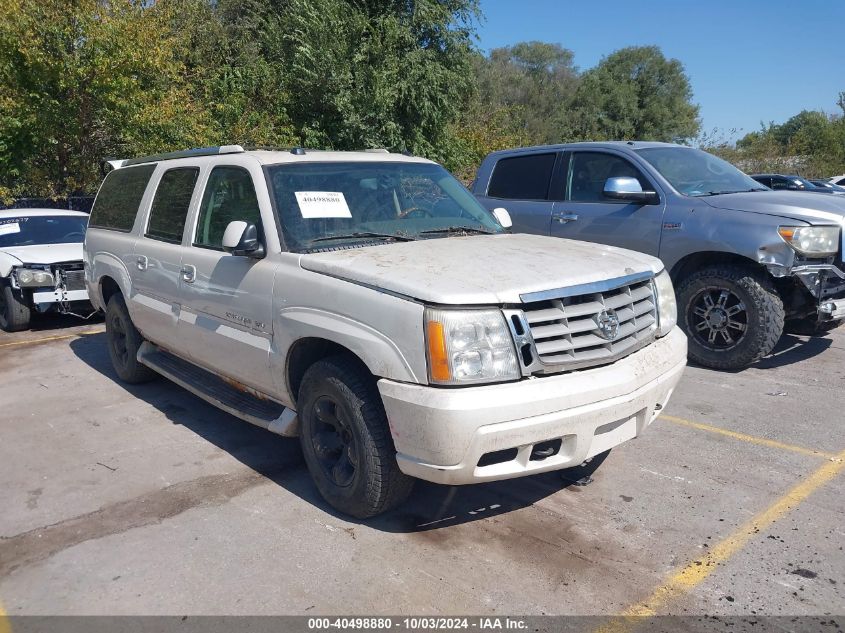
[
  {"left": 15, "top": 268, "right": 55, "bottom": 287},
  {"left": 425, "top": 308, "right": 520, "bottom": 385},
  {"left": 778, "top": 225, "right": 839, "bottom": 257},
  {"left": 653, "top": 269, "right": 677, "bottom": 337}
]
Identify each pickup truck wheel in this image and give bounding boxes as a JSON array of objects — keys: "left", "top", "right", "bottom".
[
  {"left": 298, "top": 356, "right": 414, "bottom": 518},
  {"left": 677, "top": 265, "right": 784, "bottom": 370},
  {"left": 105, "top": 294, "right": 156, "bottom": 383},
  {"left": 0, "top": 279, "right": 31, "bottom": 332}
]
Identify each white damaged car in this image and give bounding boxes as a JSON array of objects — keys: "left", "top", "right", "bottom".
[{"left": 0, "top": 209, "right": 92, "bottom": 331}]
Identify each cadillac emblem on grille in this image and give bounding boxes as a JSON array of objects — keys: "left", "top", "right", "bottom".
[{"left": 596, "top": 308, "right": 620, "bottom": 340}]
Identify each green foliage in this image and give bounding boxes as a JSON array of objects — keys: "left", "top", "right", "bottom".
[
  {"left": 0, "top": 0, "right": 213, "bottom": 199},
  {"left": 725, "top": 104, "right": 845, "bottom": 177},
  {"left": 565, "top": 46, "right": 700, "bottom": 143},
  {"left": 473, "top": 42, "right": 579, "bottom": 144}
]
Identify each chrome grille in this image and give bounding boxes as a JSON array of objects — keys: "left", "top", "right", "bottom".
[{"left": 510, "top": 275, "right": 657, "bottom": 374}]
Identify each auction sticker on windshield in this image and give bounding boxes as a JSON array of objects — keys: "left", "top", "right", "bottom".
[
  {"left": 295, "top": 191, "right": 352, "bottom": 219},
  {"left": 0, "top": 222, "right": 21, "bottom": 236}
]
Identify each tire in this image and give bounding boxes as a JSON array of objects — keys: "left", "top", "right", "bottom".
[
  {"left": 297, "top": 355, "right": 414, "bottom": 518},
  {"left": 676, "top": 264, "right": 784, "bottom": 370},
  {"left": 105, "top": 294, "right": 156, "bottom": 383},
  {"left": 0, "top": 279, "right": 31, "bottom": 332}
]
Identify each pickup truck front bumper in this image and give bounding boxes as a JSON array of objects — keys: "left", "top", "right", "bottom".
[{"left": 378, "top": 327, "right": 687, "bottom": 485}]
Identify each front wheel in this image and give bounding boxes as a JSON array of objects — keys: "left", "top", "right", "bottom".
[
  {"left": 0, "top": 279, "right": 31, "bottom": 332},
  {"left": 298, "top": 356, "right": 413, "bottom": 518},
  {"left": 677, "top": 265, "right": 784, "bottom": 370}
]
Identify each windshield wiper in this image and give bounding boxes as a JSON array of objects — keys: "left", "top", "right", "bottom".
[
  {"left": 695, "top": 188, "right": 767, "bottom": 197},
  {"left": 418, "top": 226, "right": 495, "bottom": 236},
  {"left": 310, "top": 231, "right": 416, "bottom": 244}
]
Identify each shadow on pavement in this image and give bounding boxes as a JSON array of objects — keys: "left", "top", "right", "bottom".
[{"left": 70, "top": 332, "right": 582, "bottom": 533}]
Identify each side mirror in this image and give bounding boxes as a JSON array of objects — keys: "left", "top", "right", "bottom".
[
  {"left": 603, "top": 177, "right": 658, "bottom": 204},
  {"left": 492, "top": 207, "right": 512, "bottom": 229},
  {"left": 222, "top": 221, "right": 265, "bottom": 258}
]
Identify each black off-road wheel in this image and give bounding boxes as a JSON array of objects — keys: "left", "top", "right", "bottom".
[
  {"left": 105, "top": 294, "right": 156, "bottom": 383},
  {"left": 677, "top": 264, "right": 784, "bottom": 370},
  {"left": 0, "top": 279, "right": 30, "bottom": 332},
  {"left": 298, "top": 355, "right": 414, "bottom": 518}
]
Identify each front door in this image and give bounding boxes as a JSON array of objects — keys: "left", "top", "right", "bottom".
[
  {"left": 550, "top": 151, "right": 664, "bottom": 257},
  {"left": 178, "top": 165, "right": 277, "bottom": 394},
  {"left": 130, "top": 166, "right": 200, "bottom": 351}
]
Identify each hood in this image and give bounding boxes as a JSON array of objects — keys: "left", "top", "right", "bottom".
[
  {"left": 299, "top": 233, "right": 662, "bottom": 305},
  {"left": 0, "top": 243, "right": 83, "bottom": 266},
  {"left": 701, "top": 191, "right": 845, "bottom": 226}
]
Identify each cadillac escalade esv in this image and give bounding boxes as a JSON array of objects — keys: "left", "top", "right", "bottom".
[{"left": 84, "top": 145, "right": 686, "bottom": 517}]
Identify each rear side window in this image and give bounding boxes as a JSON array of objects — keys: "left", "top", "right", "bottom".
[
  {"left": 194, "top": 166, "right": 261, "bottom": 250},
  {"left": 89, "top": 164, "right": 156, "bottom": 232},
  {"left": 487, "top": 153, "right": 556, "bottom": 200},
  {"left": 146, "top": 168, "right": 199, "bottom": 243}
]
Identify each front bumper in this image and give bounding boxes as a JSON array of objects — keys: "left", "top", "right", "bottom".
[
  {"left": 31, "top": 288, "right": 89, "bottom": 306},
  {"left": 378, "top": 327, "right": 687, "bottom": 485}
]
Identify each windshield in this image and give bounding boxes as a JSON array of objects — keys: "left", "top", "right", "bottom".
[
  {"left": 0, "top": 215, "right": 88, "bottom": 248},
  {"left": 266, "top": 161, "right": 503, "bottom": 251},
  {"left": 636, "top": 147, "right": 766, "bottom": 197}
]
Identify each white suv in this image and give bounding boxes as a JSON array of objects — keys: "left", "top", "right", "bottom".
[{"left": 83, "top": 145, "right": 687, "bottom": 517}]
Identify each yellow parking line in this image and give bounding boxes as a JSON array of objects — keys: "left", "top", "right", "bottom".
[
  {"left": 0, "top": 599, "right": 10, "bottom": 633},
  {"left": 0, "top": 327, "right": 104, "bottom": 349},
  {"left": 597, "top": 448, "right": 845, "bottom": 632},
  {"left": 660, "top": 414, "right": 835, "bottom": 459}
]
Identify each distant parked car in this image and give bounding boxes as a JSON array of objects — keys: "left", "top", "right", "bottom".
[
  {"left": 0, "top": 209, "right": 91, "bottom": 331},
  {"left": 473, "top": 142, "right": 845, "bottom": 370},
  {"left": 750, "top": 174, "right": 837, "bottom": 193},
  {"left": 810, "top": 179, "right": 845, "bottom": 194}
]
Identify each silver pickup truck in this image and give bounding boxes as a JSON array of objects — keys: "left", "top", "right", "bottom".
[
  {"left": 473, "top": 142, "right": 845, "bottom": 370},
  {"left": 83, "top": 145, "right": 686, "bottom": 517}
]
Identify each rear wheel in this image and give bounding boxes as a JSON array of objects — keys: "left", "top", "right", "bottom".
[
  {"left": 298, "top": 355, "right": 413, "bottom": 518},
  {"left": 0, "top": 279, "right": 31, "bottom": 332},
  {"left": 677, "top": 264, "right": 784, "bottom": 370},
  {"left": 105, "top": 294, "right": 156, "bottom": 383}
]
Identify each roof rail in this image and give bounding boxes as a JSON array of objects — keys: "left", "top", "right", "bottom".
[
  {"left": 119, "top": 145, "right": 245, "bottom": 168},
  {"left": 363, "top": 148, "right": 390, "bottom": 153}
]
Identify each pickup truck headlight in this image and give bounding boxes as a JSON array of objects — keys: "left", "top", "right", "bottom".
[
  {"left": 778, "top": 226, "right": 840, "bottom": 257},
  {"left": 425, "top": 308, "right": 520, "bottom": 385},
  {"left": 653, "top": 269, "right": 677, "bottom": 337},
  {"left": 15, "top": 268, "right": 55, "bottom": 287}
]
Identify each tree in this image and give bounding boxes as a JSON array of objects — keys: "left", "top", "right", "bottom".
[
  {"left": 565, "top": 45, "right": 700, "bottom": 142},
  {"left": 274, "top": 0, "right": 479, "bottom": 161},
  {"left": 0, "top": 0, "right": 213, "bottom": 200},
  {"left": 474, "top": 42, "right": 579, "bottom": 144}
]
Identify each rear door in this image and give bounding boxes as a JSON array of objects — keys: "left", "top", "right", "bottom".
[
  {"left": 550, "top": 150, "right": 664, "bottom": 256},
  {"left": 130, "top": 166, "right": 200, "bottom": 350},
  {"left": 475, "top": 152, "right": 559, "bottom": 235},
  {"left": 177, "top": 164, "right": 277, "bottom": 394}
]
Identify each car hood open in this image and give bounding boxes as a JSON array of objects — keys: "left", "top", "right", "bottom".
[
  {"left": 0, "top": 243, "right": 83, "bottom": 266},
  {"left": 701, "top": 191, "right": 845, "bottom": 226},
  {"left": 299, "top": 233, "right": 663, "bottom": 305}
]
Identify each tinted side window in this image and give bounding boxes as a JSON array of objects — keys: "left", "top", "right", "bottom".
[
  {"left": 567, "top": 152, "right": 652, "bottom": 203},
  {"left": 770, "top": 177, "right": 788, "bottom": 190},
  {"left": 89, "top": 165, "right": 156, "bottom": 232},
  {"left": 146, "top": 168, "right": 199, "bottom": 243},
  {"left": 835, "top": 178, "right": 845, "bottom": 186},
  {"left": 754, "top": 176, "right": 771, "bottom": 188},
  {"left": 194, "top": 167, "right": 261, "bottom": 250},
  {"left": 487, "top": 153, "right": 556, "bottom": 200}
]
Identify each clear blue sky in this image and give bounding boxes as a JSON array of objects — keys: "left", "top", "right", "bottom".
[{"left": 476, "top": 0, "right": 844, "bottom": 141}]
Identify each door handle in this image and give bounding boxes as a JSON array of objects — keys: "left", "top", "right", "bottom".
[
  {"left": 136, "top": 255, "right": 148, "bottom": 271},
  {"left": 552, "top": 212, "right": 579, "bottom": 224},
  {"left": 180, "top": 264, "right": 196, "bottom": 284}
]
